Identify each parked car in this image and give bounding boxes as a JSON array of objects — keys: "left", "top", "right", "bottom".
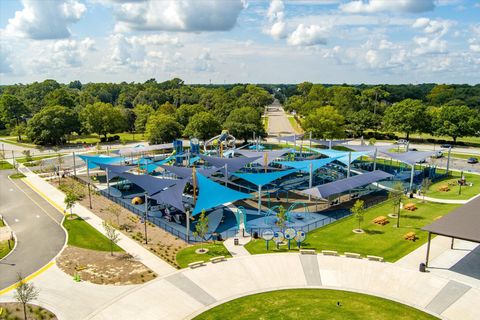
[
  {"left": 440, "top": 144, "right": 452, "bottom": 149},
  {"left": 432, "top": 151, "right": 444, "bottom": 158},
  {"left": 467, "top": 157, "right": 479, "bottom": 164},
  {"left": 396, "top": 139, "right": 408, "bottom": 145},
  {"left": 409, "top": 148, "right": 418, "bottom": 151}
]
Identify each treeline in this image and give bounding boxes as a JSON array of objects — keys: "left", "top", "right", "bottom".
[
  {"left": 0, "top": 78, "right": 272, "bottom": 145},
  {"left": 282, "top": 82, "right": 480, "bottom": 143}
]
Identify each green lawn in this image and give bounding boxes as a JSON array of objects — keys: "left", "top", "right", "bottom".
[
  {"left": 16, "top": 154, "right": 62, "bottom": 164},
  {"left": 63, "top": 215, "right": 123, "bottom": 252},
  {"left": 68, "top": 132, "right": 144, "bottom": 144},
  {"left": 262, "top": 116, "right": 269, "bottom": 131},
  {"left": 194, "top": 289, "right": 438, "bottom": 320},
  {"left": 0, "top": 239, "right": 14, "bottom": 259},
  {"left": 176, "top": 243, "right": 232, "bottom": 268},
  {"left": 449, "top": 152, "right": 479, "bottom": 160},
  {"left": 9, "top": 173, "right": 26, "bottom": 179},
  {"left": 287, "top": 116, "right": 304, "bottom": 134},
  {"left": 0, "top": 161, "right": 14, "bottom": 170},
  {"left": 245, "top": 199, "right": 459, "bottom": 262},
  {"left": 427, "top": 172, "right": 480, "bottom": 200},
  {"left": 0, "top": 137, "right": 37, "bottom": 148}
]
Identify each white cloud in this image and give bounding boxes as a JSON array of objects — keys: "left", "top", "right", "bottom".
[
  {"left": 264, "top": 0, "right": 288, "bottom": 39},
  {"left": 113, "top": 0, "right": 245, "bottom": 32},
  {"left": 413, "top": 36, "right": 447, "bottom": 54},
  {"left": 287, "top": 24, "right": 327, "bottom": 46},
  {"left": 0, "top": 47, "right": 13, "bottom": 74},
  {"left": 340, "top": 0, "right": 435, "bottom": 13},
  {"left": 412, "top": 17, "right": 455, "bottom": 37},
  {"left": 193, "top": 49, "right": 215, "bottom": 72},
  {"left": 468, "top": 24, "right": 480, "bottom": 52},
  {"left": 5, "top": 0, "right": 86, "bottom": 40}
]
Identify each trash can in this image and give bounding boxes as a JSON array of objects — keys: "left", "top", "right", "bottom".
[
  {"left": 217, "top": 233, "right": 223, "bottom": 241},
  {"left": 234, "top": 238, "right": 239, "bottom": 246},
  {"left": 419, "top": 262, "right": 426, "bottom": 272},
  {"left": 253, "top": 231, "right": 259, "bottom": 239}
]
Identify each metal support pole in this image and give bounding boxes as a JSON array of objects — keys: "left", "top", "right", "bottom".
[
  {"left": 446, "top": 147, "right": 451, "bottom": 175},
  {"left": 186, "top": 209, "right": 190, "bottom": 244},
  {"left": 425, "top": 232, "right": 432, "bottom": 267},
  {"left": 329, "top": 140, "right": 332, "bottom": 149},
  {"left": 86, "top": 160, "right": 91, "bottom": 183},
  {"left": 258, "top": 184, "right": 262, "bottom": 214},
  {"left": 11, "top": 150, "right": 16, "bottom": 170},
  {"left": 451, "top": 237, "right": 454, "bottom": 250},
  {"left": 87, "top": 182, "right": 92, "bottom": 209},
  {"left": 73, "top": 152, "right": 77, "bottom": 177},
  {"left": 106, "top": 169, "right": 110, "bottom": 195},
  {"left": 225, "top": 164, "right": 228, "bottom": 186},
  {"left": 309, "top": 132, "right": 312, "bottom": 150},
  {"left": 144, "top": 192, "right": 148, "bottom": 245},
  {"left": 347, "top": 152, "right": 352, "bottom": 178},
  {"left": 373, "top": 148, "right": 377, "bottom": 171},
  {"left": 409, "top": 164, "right": 415, "bottom": 191},
  {"left": 308, "top": 163, "right": 313, "bottom": 201}
]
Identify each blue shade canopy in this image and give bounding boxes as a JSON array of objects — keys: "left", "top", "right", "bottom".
[
  {"left": 277, "top": 134, "right": 304, "bottom": 142},
  {"left": 248, "top": 144, "right": 265, "bottom": 150},
  {"left": 150, "top": 179, "right": 189, "bottom": 212},
  {"left": 159, "top": 165, "right": 220, "bottom": 179},
  {"left": 189, "top": 156, "right": 200, "bottom": 165},
  {"left": 311, "top": 139, "right": 351, "bottom": 147},
  {"left": 341, "top": 144, "right": 392, "bottom": 152},
  {"left": 300, "top": 170, "right": 393, "bottom": 199},
  {"left": 308, "top": 147, "right": 348, "bottom": 158},
  {"left": 118, "top": 143, "right": 173, "bottom": 155},
  {"left": 79, "top": 155, "right": 124, "bottom": 169},
  {"left": 235, "top": 149, "right": 292, "bottom": 165},
  {"left": 198, "top": 154, "right": 262, "bottom": 172},
  {"left": 274, "top": 157, "right": 341, "bottom": 172},
  {"left": 116, "top": 172, "right": 177, "bottom": 195},
  {"left": 97, "top": 163, "right": 133, "bottom": 180},
  {"left": 380, "top": 151, "right": 438, "bottom": 166},
  {"left": 232, "top": 169, "right": 298, "bottom": 187},
  {"left": 193, "top": 173, "right": 253, "bottom": 215},
  {"left": 337, "top": 152, "right": 371, "bottom": 165}
]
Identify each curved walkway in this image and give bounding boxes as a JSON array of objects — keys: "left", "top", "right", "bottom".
[
  {"left": 1, "top": 253, "right": 477, "bottom": 320},
  {"left": 0, "top": 170, "right": 66, "bottom": 290}
]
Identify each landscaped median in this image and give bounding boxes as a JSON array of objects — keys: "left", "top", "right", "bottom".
[
  {"left": 176, "top": 243, "right": 232, "bottom": 268},
  {"left": 0, "top": 217, "right": 14, "bottom": 260},
  {"left": 193, "top": 289, "right": 438, "bottom": 320},
  {"left": 58, "top": 214, "right": 157, "bottom": 285},
  {"left": 245, "top": 198, "right": 459, "bottom": 262}
]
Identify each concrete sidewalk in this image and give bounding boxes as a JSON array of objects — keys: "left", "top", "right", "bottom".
[
  {"left": 1, "top": 253, "right": 478, "bottom": 320},
  {"left": 20, "top": 167, "right": 176, "bottom": 277}
]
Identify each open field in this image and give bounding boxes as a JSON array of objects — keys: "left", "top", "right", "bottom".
[
  {"left": 194, "top": 289, "right": 438, "bottom": 320},
  {"left": 176, "top": 243, "right": 232, "bottom": 268},
  {"left": 245, "top": 198, "right": 459, "bottom": 262},
  {"left": 427, "top": 172, "right": 480, "bottom": 200}
]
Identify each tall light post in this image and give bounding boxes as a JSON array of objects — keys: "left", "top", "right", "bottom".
[
  {"left": 185, "top": 204, "right": 191, "bottom": 244},
  {"left": 144, "top": 192, "right": 149, "bottom": 244}
]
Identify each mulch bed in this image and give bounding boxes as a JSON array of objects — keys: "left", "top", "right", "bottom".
[{"left": 0, "top": 303, "right": 57, "bottom": 320}]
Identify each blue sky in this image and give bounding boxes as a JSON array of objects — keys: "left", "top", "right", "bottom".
[{"left": 0, "top": 0, "right": 479, "bottom": 85}]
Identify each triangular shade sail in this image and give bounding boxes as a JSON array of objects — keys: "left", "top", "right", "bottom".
[
  {"left": 341, "top": 144, "right": 392, "bottom": 153},
  {"left": 311, "top": 139, "right": 351, "bottom": 147},
  {"left": 232, "top": 169, "right": 298, "bottom": 187},
  {"left": 150, "top": 179, "right": 189, "bottom": 212},
  {"left": 380, "top": 151, "right": 438, "bottom": 166},
  {"left": 308, "top": 147, "right": 348, "bottom": 158},
  {"left": 198, "top": 154, "right": 262, "bottom": 173},
  {"left": 116, "top": 172, "right": 177, "bottom": 195},
  {"left": 235, "top": 149, "right": 292, "bottom": 165},
  {"left": 118, "top": 143, "right": 173, "bottom": 156},
  {"left": 277, "top": 134, "right": 304, "bottom": 143},
  {"left": 159, "top": 165, "right": 220, "bottom": 179},
  {"left": 300, "top": 170, "right": 393, "bottom": 199},
  {"left": 307, "top": 148, "right": 371, "bottom": 165},
  {"left": 79, "top": 155, "right": 124, "bottom": 169},
  {"left": 337, "top": 152, "right": 371, "bottom": 165},
  {"left": 193, "top": 173, "right": 253, "bottom": 215},
  {"left": 97, "top": 163, "right": 133, "bottom": 180},
  {"left": 274, "top": 156, "right": 341, "bottom": 172}
]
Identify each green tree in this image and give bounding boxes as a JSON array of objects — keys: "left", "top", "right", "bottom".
[
  {"left": 432, "top": 105, "right": 479, "bottom": 144},
  {"left": 64, "top": 191, "right": 78, "bottom": 217},
  {"left": 175, "top": 104, "right": 206, "bottom": 126},
  {"left": 383, "top": 99, "right": 429, "bottom": 140},
  {"left": 133, "top": 104, "right": 155, "bottom": 134},
  {"left": 346, "top": 110, "right": 381, "bottom": 137},
  {"left": 329, "top": 86, "right": 360, "bottom": 114},
  {"left": 421, "top": 178, "right": 431, "bottom": 203},
  {"left": 14, "top": 273, "right": 39, "bottom": 320},
  {"left": 157, "top": 102, "right": 177, "bottom": 115},
  {"left": 145, "top": 114, "right": 183, "bottom": 144},
  {"left": 427, "top": 84, "right": 455, "bottom": 105},
  {"left": 103, "top": 221, "right": 120, "bottom": 256},
  {"left": 193, "top": 210, "right": 209, "bottom": 253},
  {"left": 302, "top": 106, "right": 345, "bottom": 139},
  {"left": 80, "top": 102, "right": 127, "bottom": 138},
  {"left": 43, "top": 88, "right": 77, "bottom": 109},
  {"left": 359, "top": 86, "right": 389, "bottom": 115},
  {"left": 297, "top": 82, "right": 313, "bottom": 97},
  {"left": 224, "top": 107, "right": 266, "bottom": 142},
  {"left": 389, "top": 182, "right": 404, "bottom": 228},
  {"left": 275, "top": 205, "right": 287, "bottom": 231},
  {"left": 0, "top": 94, "right": 30, "bottom": 140},
  {"left": 26, "top": 105, "right": 80, "bottom": 145},
  {"left": 184, "top": 112, "right": 221, "bottom": 140},
  {"left": 351, "top": 199, "right": 365, "bottom": 231}
]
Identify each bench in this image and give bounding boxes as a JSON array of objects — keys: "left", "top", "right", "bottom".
[
  {"left": 300, "top": 249, "right": 316, "bottom": 255},
  {"left": 210, "top": 256, "right": 226, "bottom": 263},
  {"left": 188, "top": 261, "right": 205, "bottom": 268},
  {"left": 366, "top": 255, "right": 384, "bottom": 262},
  {"left": 344, "top": 252, "right": 362, "bottom": 259},
  {"left": 322, "top": 250, "right": 338, "bottom": 256}
]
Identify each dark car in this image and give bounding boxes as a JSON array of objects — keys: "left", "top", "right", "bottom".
[
  {"left": 467, "top": 157, "right": 479, "bottom": 164},
  {"left": 440, "top": 144, "right": 452, "bottom": 149},
  {"left": 409, "top": 148, "right": 418, "bottom": 151}
]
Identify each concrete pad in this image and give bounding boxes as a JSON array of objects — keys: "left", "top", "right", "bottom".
[
  {"left": 441, "top": 287, "right": 480, "bottom": 320},
  {"left": 426, "top": 280, "right": 471, "bottom": 314},
  {"left": 300, "top": 254, "right": 322, "bottom": 286},
  {"left": 165, "top": 273, "right": 216, "bottom": 306}
]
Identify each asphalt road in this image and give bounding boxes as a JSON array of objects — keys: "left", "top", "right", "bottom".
[
  {"left": 266, "top": 100, "right": 296, "bottom": 137},
  {"left": 0, "top": 170, "right": 66, "bottom": 290}
]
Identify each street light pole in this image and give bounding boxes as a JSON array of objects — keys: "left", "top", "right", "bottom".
[
  {"left": 144, "top": 192, "right": 148, "bottom": 244},
  {"left": 87, "top": 182, "right": 92, "bottom": 209},
  {"left": 185, "top": 206, "right": 190, "bottom": 244}
]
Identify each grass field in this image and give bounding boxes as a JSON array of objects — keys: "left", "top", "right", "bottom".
[
  {"left": 427, "top": 172, "right": 480, "bottom": 200},
  {"left": 0, "top": 137, "right": 37, "bottom": 148},
  {"left": 63, "top": 215, "right": 123, "bottom": 252},
  {"left": 449, "top": 152, "right": 479, "bottom": 160},
  {"left": 245, "top": 198, "right": 458, "bottom": 262},
  {"left": 16, "top": 154, "right": 62, "bottom": 163},
  {"left": 0, "top": 161, "right": 14, "bottom": 170},
  {"left": 287, "top": 116, "right": 304, "bottom": 134},
  {"left": 9, "top": 173, "right": 25, "bottom": 179},
  {"left": 68, "top": 132, "right": 144, "bottom": 144},
  {"left": 194, "top": 289, "right": 438, "bottom": 320},
  {"left": 0, "top": 239, "right": 14, "bottom": 259},
  {"left": 176, "top": 243, "right": 232, "bottom": 268}
]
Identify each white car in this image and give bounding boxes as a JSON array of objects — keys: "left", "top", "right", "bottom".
[{"left": 431, "top": 151, "right": 443, "bottom": 158}]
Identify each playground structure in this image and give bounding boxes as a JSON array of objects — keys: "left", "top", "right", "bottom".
[{"left": 75, "top": 135, "right": 446, "bottom": 242}]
